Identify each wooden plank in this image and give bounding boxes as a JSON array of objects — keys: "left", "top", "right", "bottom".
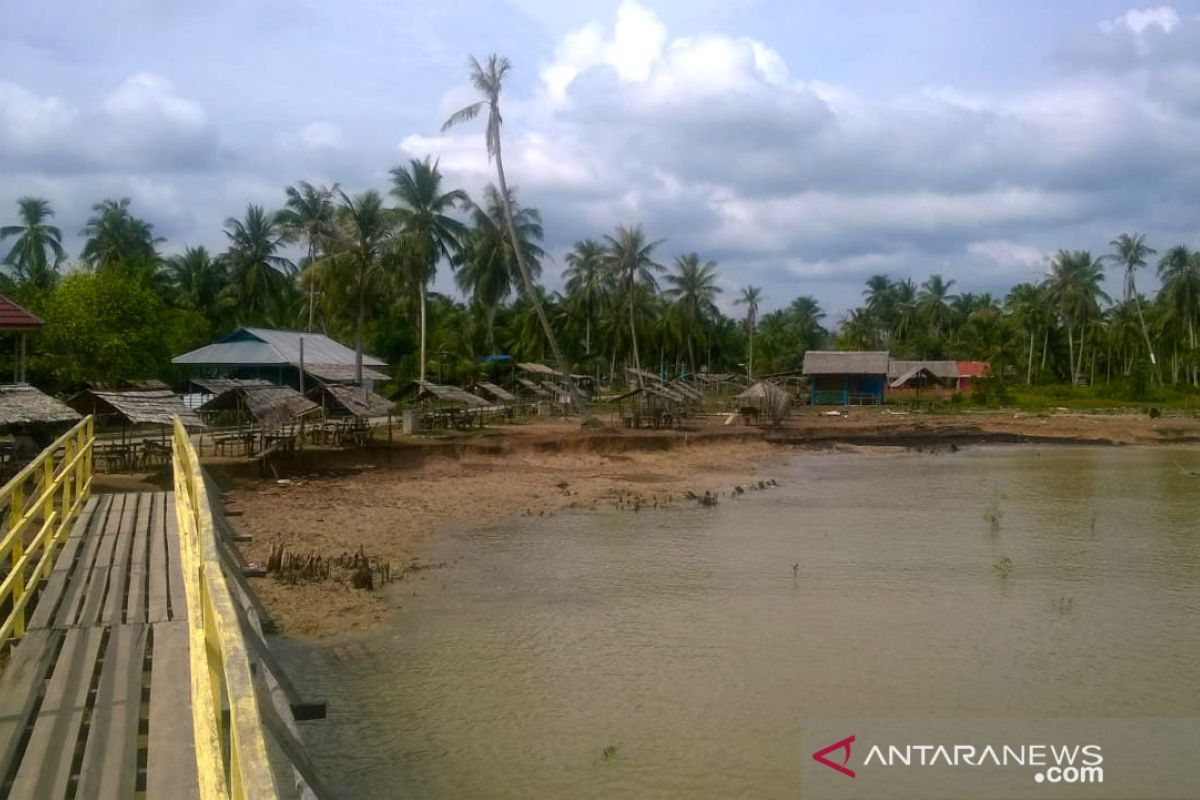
[
  {"left": 101, "top": 492, "right": 138, "bottom": 626},
  {"left": 8, "top": 626, "right": 105, "bottom": 799},
  {"left": 147, "top": 493, "right": 170, "bottom": 623},
  {"left": 74, "top": 493, "right": 126, "bottom": 628},
  {"left": 50, "top": 495, "right": 114, "bottom": 629},
  {"left": 0, "top": 629, "right": 60, "bottom": 780},
  {"left": 75, "top": 624, "right": 146, "bottom": 799},
  {"left": 124, "top": 493, "right": 150, "bottom": 625},
  {"left": 163, "top": 493, "right": 188, "bottom": 622},
  {"left": 29, "top": 495, "right": 108, "bottom": 630},
  {"left": 145, "top": 620, "right": 200, "bottom": 800}
]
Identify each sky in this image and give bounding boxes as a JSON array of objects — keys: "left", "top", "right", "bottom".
[{"left": 4, "top": 0, "right": 1200, "bottom": 320}]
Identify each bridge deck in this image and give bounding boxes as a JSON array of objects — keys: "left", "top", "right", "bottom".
[{"left": 0, "top": 492, "right": 199, "bottom": 800}]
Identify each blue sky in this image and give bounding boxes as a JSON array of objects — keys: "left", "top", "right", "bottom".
[{"left": 3, "top": 1, "right": 1200, "bottom": 320}]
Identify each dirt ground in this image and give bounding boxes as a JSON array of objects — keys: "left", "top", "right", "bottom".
[{"left": 220, "top": 408, "right": 1200, "bottom": 638}]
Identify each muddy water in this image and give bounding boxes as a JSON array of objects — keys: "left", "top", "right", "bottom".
[{"left": 278, "top": 446, "right": 1200, "bottom": 798}]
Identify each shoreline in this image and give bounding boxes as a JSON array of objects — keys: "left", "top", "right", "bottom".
[{"left": 219, "top": 410, "right": 1200, "bottom": 639}]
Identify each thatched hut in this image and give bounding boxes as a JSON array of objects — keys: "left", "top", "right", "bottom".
[
  {"left": 607, "top": 382, "right": 690, "bottom": 429},
  {"left": 199, "top": 384, "right": 319, "bottom": 429},
  {"left": 0, "top": 384, "right": 81, "bottom": 429},
  {"left": 393, "top": 380, "right": 490, "bottom": 430},
  {"left": 67, "top": 389, "right": 202, "bottom": 431},
  {"left": 309, "top": 383, "right": 394, "bottom": 419},
  {"left": 733, "top": 381, "right": 792, "bottom": 425}
]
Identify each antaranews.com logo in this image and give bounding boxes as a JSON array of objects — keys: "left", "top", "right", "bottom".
[
  {"left": 798, "top": 717, "right": 1200, "bottom": 799},
  {"left": 812, "top": 733, "right": 1104, "bottom": 785}
]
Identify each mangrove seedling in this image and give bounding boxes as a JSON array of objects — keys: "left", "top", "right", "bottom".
[
  {"left": 993, "top": 555, "right": 1014, "bottom": 579},
  {"left": 602, "top": 744, "right": 620, "bottom": 761}
]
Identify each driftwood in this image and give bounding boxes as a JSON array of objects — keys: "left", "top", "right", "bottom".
[{"left": 265, "top": 543, "right": 394, "bottom": 589}]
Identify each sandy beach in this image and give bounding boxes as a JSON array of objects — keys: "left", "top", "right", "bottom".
[{"left": 219, "top": 409, "right": 1200, "bottom": 638}]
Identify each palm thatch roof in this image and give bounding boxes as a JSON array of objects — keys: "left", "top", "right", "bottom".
[
  {"left": 394, "top": 380, "right": 490, "bottom": 407},
  {"left": 472, "top": 381, "right": 518, "bottom": 403},
  {"left": 889, "top": 366, "right": 950, "bottom": 389},
  {"left": 666, "top": 380, "right": 704, "bottom": 401},
  {"left": 517, "top": 362, "right": 557, "bottom": 376},
  {"left": 513, "top": 377, "right": 552, "bottom": 397},
  {"left": 625, "top": 367, "right": 663, "bottom": 384},
  {"left": 734, "top": 381, "right": 792, "bottom": 401},
  {"left": 0, "top": 384, "right": 81, "bottom": 427},
  {"left": 199, "top": 385, "right": 319, "bottom": 427},
  {"left": 802, "top": 351, "right": 891, "bottom": 375},
  {"left": 67, "top": 389, "right": 202, "bottom": 429},
  {"left": 887, "top": 360, "right": 959, "bottom": 380},
  {"left": 303, "top": 363, "right": 390, "bottom": 384},
  {"left": 190, "top": 377, "right": 274, "bottom": 395},
  {"left": 311, "top": 383, "right": 394, "bottom": 418}
]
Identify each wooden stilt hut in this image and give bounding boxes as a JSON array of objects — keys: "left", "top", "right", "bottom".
[
  {"left": 197, "top": 384, "right": 318, "bottom": 456},
  {"left": 306, "top": 383, "right": 395, "bottom": 445},
  {"left": 393, "top": 380, "right": 490, "bottom": 431},
  {"left": 0, "top": 384, "right": 81, "bottom": 477},
  {"left": 65, "top": 388, "right": 202, "bottom": 471}
]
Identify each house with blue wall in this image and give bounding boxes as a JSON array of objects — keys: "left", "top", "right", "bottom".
[{"left": 802, "top": 351, "right": 890, "bottom": 405}]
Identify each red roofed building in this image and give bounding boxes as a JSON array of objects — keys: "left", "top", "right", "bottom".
[
  {"left": 0, "top": 296, "right": 43, "bottom": 331},
  {"left": 954, "top": 361, "right": 989, "bottom": 393},
  {"left": 0, "top": 295, "right": 44, "bottom": 382}
]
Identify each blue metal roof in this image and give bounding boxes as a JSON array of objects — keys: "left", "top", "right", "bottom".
[{"left": 173, "top": 327, "right": 386, "bottom": 368}]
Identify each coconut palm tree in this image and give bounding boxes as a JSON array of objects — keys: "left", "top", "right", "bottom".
[
  {"left": 1103, "top": 232, "right": 1158, "bottom": 374},
  {"left": 80, "top": 198, "right": 162, "bottom": 278},
  {"left": 664, "top": 253, "right": 721, "bottom": 373},
  {"left": 1047, "top": 250, "right": 1109, "bottom": 383},
  {"left": 455, "top": 184, "right": 544, "bottom": 353},
  {"left": 331, "top": 190, "right": 395, "bottom": 384},
  {"left": 1, "top": 196, "right": 66, "bottom": 289},
  {"left": 735, "top": 285, "right": 762, "bottom": 380},
  {"left": 603, "top": 224, "right": 664, "bottom": 385},
  {"left": 442, "top": 54, "right": 585, "bottom": 413},
  {"left": 162, "top": 245, "right": 228, "bottom": 328},
  {"left": 1158, "top": 245, "right": 1200, "bottom": 386},
  {"left": 563, "top": 239, "right": 606, "bottom": 356},
  {"left": 221, "top": 204, "right": 294, "bottom": 324},
  {"left": 389, "top": 156, "right": 468, "bottom": 381},
  {"left": 918, "top": 274, "right": 958, "bottom": 350},
  {"left": 1005, "top": 282, "right": 1052, "bottom": 384},
  {"left": 280, "top": 181, "right": 338, "bottom": 332}
]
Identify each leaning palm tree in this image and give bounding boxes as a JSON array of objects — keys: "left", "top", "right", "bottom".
[
  {"left": 331, "top": 190, "right": 395, "bottom": 385},
  {"left": 390, "top": 156, "right": 468, "bottom": 381},
  {"left": 455, "top": 184, "right": 544, "bottom": 353},
  {"left": 735, "top": 285, "right": 762, "bottom": 381},
  {"left": 563, "top": 238, "right": 606, "bottom": 356},
  {"left": 442, "top": 54, "right": 584, "bottom": 413},
  {"left": 280, "top": 181, "right": 338, "bottom": 332},
  {"left": 1, "top": 196, "right": 66, "bottom": 289},
  {"left": 221, "top": 204, "right": 294, "bottom": 324},
  {"left": 1103, "top": 232, "right": 1158, "bottom": 374},
  {"left": 603, "top": 224, "right": 664, "bottom": 385},
  {"left": 663, "top": 253, "right": 721, "bottom": 373}
]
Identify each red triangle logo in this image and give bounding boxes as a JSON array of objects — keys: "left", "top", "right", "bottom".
[{"left": 812, "top": 734, "right": 856, "bottom": 778}]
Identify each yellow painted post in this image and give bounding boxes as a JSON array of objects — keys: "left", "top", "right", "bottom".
[{"left": 10, "top": 480, "right": 24, "bottom": 639}]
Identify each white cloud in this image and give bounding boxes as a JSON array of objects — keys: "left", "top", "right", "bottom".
[
  {"left": 298, "top": 121, "right": 345, "bottom": 150},
  {"left": 606, "top": 0, "right": 666, "bottom": 81},
  {"left": 103, "top": 72, "right": 206, "bottom": 128},
  {"left": 0, "top": 81, "right": 77, "bottom": 154},
  {"left": 1101, "top": 6, "right": 1180, "bottom": 36}
]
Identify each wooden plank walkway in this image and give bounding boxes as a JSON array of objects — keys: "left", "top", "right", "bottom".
[{"left": 0, "top": 491, "right": 199, "bottom": 800}]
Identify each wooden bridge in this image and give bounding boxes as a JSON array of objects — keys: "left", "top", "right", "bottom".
[{"left": 0, "top": 418, "right": 329, "bottom": 799}]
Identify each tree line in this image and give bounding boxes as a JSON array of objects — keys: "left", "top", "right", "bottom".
[{"left": 1, "top": 54, "right": 1198, "bottom": 395}]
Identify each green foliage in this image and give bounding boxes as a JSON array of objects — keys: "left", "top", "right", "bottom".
[{"left": 33, "top": 269, "right": 207, "bottom": 388}]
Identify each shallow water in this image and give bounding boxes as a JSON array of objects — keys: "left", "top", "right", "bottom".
[{"left": 278, "top": 446, "right": 1200, "bottom": 798}]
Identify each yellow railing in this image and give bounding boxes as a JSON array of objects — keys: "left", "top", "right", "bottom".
[
  {"left": 0, "top": 416, "right": 94, "bottom": 647},
  {"left": 172, "top": 416, "right": 280, "bottom": 800}
]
